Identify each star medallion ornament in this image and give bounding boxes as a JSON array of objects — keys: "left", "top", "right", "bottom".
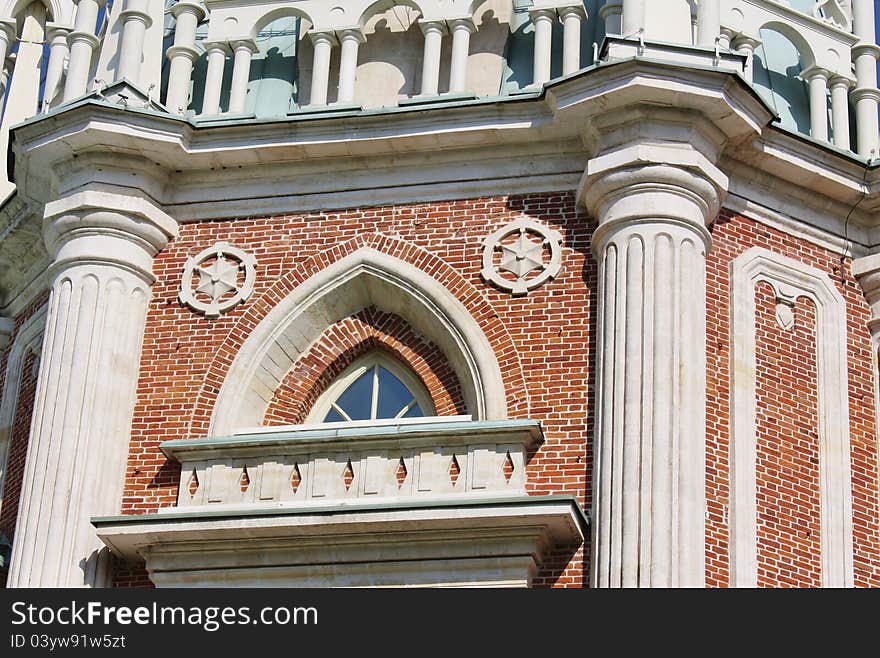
[
  {"left": 179, "top": 242, "right": 257, "bottom": 318},
  {"left": 481, "top": 218, "right": 563, "bottom": 296}
]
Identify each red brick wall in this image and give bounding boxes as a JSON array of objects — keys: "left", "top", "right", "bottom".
[
  {"left": 122, "top": 192, "right": 595, "bottom": 588},
  {"left": 705, "top": 211, "right": 880, "bottom": 588},
  {"left": 116, "top": 195, "right": 879, "bottom": 589}
]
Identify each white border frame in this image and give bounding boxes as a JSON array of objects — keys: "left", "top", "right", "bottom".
[{"left": 730, "top": 247, "right": 853, "bottom": 587}]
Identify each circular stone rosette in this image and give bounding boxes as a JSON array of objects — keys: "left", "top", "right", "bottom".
[
  {"left": 179, "top": 242, "right": 257, "bottom": 318},
  {"left": 480, "top": 218, "right": 563, "bottom": 296}
]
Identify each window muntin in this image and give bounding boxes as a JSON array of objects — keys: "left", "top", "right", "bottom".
[{"left": 309, "top": 354, "right": 436, "bottom": 423}]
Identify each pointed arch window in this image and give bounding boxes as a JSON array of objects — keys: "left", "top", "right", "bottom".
[{"left": 309, "top": 353, "right": 436, "bottom": 423}]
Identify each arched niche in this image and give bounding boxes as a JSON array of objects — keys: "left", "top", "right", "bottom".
[
  {"left": 752, "top": 24, "right": 814, "bottom": 135},
  {"left": 209, "top": 248, "right": 508, "bottom": 436}
]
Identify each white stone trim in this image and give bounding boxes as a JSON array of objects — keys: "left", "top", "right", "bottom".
[
  {"left": 729, "top": 246, "right": 854, "bottom": 588},
  {"left": 0, "top": 304, "right": 46, "bottom": 516},
  {"left": 209, "top": 248, "right": 510, "bottom": 436}
]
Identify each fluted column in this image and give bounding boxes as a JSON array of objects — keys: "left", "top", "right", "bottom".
[
  {"left": 530, "top": 8, "right": 555, "bottom": 86},
  {"left": 42, "top": 25, "right": 70, "bottom": 111},
  {"left": 337, "top": 28, "right": 364, "bottom": 105},
  {"left": 201, "top": 41, "right": 229, "bottom": 116},
  {"left": 731, "top": 34, "right": 760, "bottom": 82},
  {"left": 165, "top": 1, "right": 206, "bottom": 115},
  {"left": 829, "top": 75, "right": 854, "bottom": 150},
  {"left": 6, "top": 190, "right": 177, "bottom": 587},
  {"left": 600, "top": 2, "right": 622, "bottom": 35},
  {"left": 63, "top": 0, "right": 105, "bottom": 101},
  {"left": 581, "top": 150, "right": 727, "bottom": 588},
  {"left": 228, "top": 39, "right": 256, "bottom": 114},
  {"left": 308, "top": 31, "right": 336, "bottom": 106},
  {"left": 448, "top": 18, "right": 475, "bottom": 94},
  {"left": 418, "top": 19, "right": 445, "bottom": 96},
  {"left": 803, "top": 66, "right": 830, "bottom": 142},
  {"left": 117, "top": 0, "right": 152, "bottom": 85},
  {"left": 852, "top": 0, "right": 879, "bottom": 157},
  {"left": 560, "top": 6, "right": 585, "bottom": 76},
  {"left": 696, "top": 0, "right": 720, "bottom": 47}
]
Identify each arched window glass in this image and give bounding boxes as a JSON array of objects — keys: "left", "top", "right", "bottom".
[{"left": 309, "top": 354, "right": 436, "bottom": 423}]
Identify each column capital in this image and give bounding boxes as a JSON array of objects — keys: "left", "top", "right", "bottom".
[
  {"left": 166, "top": 43, "right": 200, "bottom": 63},
  {"left": 170, "top": 0, "right": 206, "bottom": 21},
  {"left": 580, "top": 145, "right": 728, "bottom": 253},
  {"left": 67, "top": 30, "right": 100, "bottom": 49},
  {"left": 801, "top": 65, "right": 832, "bottom": 82},
  {"left": 73, "top": 0, "right": 107, "bottom": 6},
  {"left": 0, "top": 19, "right": 15, "bottom": 42},
  {"left": 558, "top": 5, "right": 588, "bottom": 20},
  {"left": 43, "top": 189, "right": 178, "bottom": 284},
  {"left": 829, "top": 74, "right": 856, "bottom": 90},
  {"left": 730, "top": 33, "right": 761, "bottom": 51},
  {"left": 203, "top": 40, "right": 232, "bottom": 56},
  {"left": 599, "top": 2, "right": 622, "bottom": 21},
  {"left": 119, "top": 7, "right": 152, "bottom": 29},
  {"left": 309, "top": 30, "right": 338, "bottom": 47},
  {"left": 448, "top": 16, "right": 477, "bottom": 33},
  {"left": 336, "top": 27, "right": 366, "bottom": 44},
  {"left": 418, "top": 18, "right": 448, "bottom": 36},
  {"left": 528, "top": 7, "right": 558, "bottom": 22},
  {"left": 45, "top": 23, "right": 72, "bottom": 43},
  {"left": 230, "top": 38, "right": 258, "bottom": 54},
  {"left": 851, "top": 42, "right": 880, "bottom": 61},
  {"left": 851, "top": 86, "right": 880, "bottom": 103}
]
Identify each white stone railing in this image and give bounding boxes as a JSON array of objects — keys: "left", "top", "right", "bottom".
[{"left": 160, "top": 417, "right": 543, "bottom": 511}]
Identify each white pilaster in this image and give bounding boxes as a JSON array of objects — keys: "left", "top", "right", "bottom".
[
  {"left": 580, "top": 141, "right": 727, "bottom": 588},
  {"left": 42, "top": 25, "right": 71, "bottom": 112},
  {"left": 448, "top": 18, "right": 475, "bottom": 94},
  {"left": 6, "top": 190, "right": 177, "bottom": 587},
  {"left": 228, "top": 39, "right": 257, "bottom": 114},
  {"left": 336, "top": 28, "right": 364, "bottom": 105},
  {"left": 829, "top": 75, "right": 854, "bottom": 150},
  {"left": 164, "top": 1, "right": 205, "bottom": 115},
  {"left": 530, "top": 8, "right": 555, "bottom": 87},
  {"left": 803, "top": 66, "right": 830, "bottom": 142},
  {"left": 308, "top": 31, "right": 336, "bottom": 107},
  {"left": 63, "top": 0, "right": 105, "bottom": 102},
  {"left": 201, "top": 41, "right": 230, "bottom": 116},
  {"left": 560, "top": 6, "right": 586, "bottom": 76},
  {"left": 696, "top": 0, "right": 720, "bottom": 47},
  {"left": 418, "top": 20, "right": 446, "bottom": 96},
  {"left": 117, "top": 0, "right": 152, "bottom": 85}
]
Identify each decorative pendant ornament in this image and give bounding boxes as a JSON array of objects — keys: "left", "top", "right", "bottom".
[
  {"left": 481, "top": 217, "right": 563, "bottom": 296},
  {"left": 179, "top": 242, "right": 257, "bottom": 318}
]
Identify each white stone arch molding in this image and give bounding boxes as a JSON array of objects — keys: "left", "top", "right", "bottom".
[
  {"left": 0, "top": 304, "right": 46, "bottom": 514},
  {"left": 209, "top": 247, "right": 508, "bottom": 436},
  {"left": 729, "top": 246, "right": 853, "bottom": 588}
]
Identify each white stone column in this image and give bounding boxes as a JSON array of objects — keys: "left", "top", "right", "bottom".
[
  {"left": 418, "top": 19, "right": 446, "bottom": 96},
  {"left": 41, "top": 25, "right": 70, "bottom": 112},
  {"left": 581, "top": 151, "right": 727, "bottom": 588},
  {"left": 164, "top": 1, "right": 206, "bottom": 115},
  {"left": 448, "top": 18, "right": 475, "bottom": 94},
  {"left": 64, "top": 0, "right": 105, "bottom": 101},
  {"left": 803, "top": 66, "right": 830, "bottom": 142},
  {"left": 717, "top": 26, "right": 734, "bottom": 50},
  {"left": 621, "top": 0, "right": 644, "bottom": 35},
  {"left": 530, "top": 8, "right": 555, "bottom": 87},
  {"left": 6, "top": 190, "right": 177, "bottom": 587},
  {"left": 731, "top": 34, "right": 760, "bottom": 82},
  {"left": 560, "top": 6, "right": 585, "bottom": 76},
  {"left": 117, "top": 0, "right": 152, "bottom": 85},
  {"left": 829, "top": 75, "right": 854, "bottom": 150},
  {"left": 600, "top": 2, "right": 622, "bottom": 35},
  {"left": 201, "top": 41, "right": 229, "bottom": 116},
  {"left": 852, "top": 0, "right": 879, "bottom": 157},
  {"left": 308, "top": 31, "right": 336, "bottom": 107},
  {"left": 696, "top": 0, "right": 720, "bottom": 47},
  {"left": 228, "top": 39, "right": 256, "bottom": 114},
  {"left": 336, "top": 28, "right": 364, "bottom": 105}
]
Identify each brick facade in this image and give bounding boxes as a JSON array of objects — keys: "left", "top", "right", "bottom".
[{"left": 4, "top": 194, "right": 874, "bottom": 588}]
